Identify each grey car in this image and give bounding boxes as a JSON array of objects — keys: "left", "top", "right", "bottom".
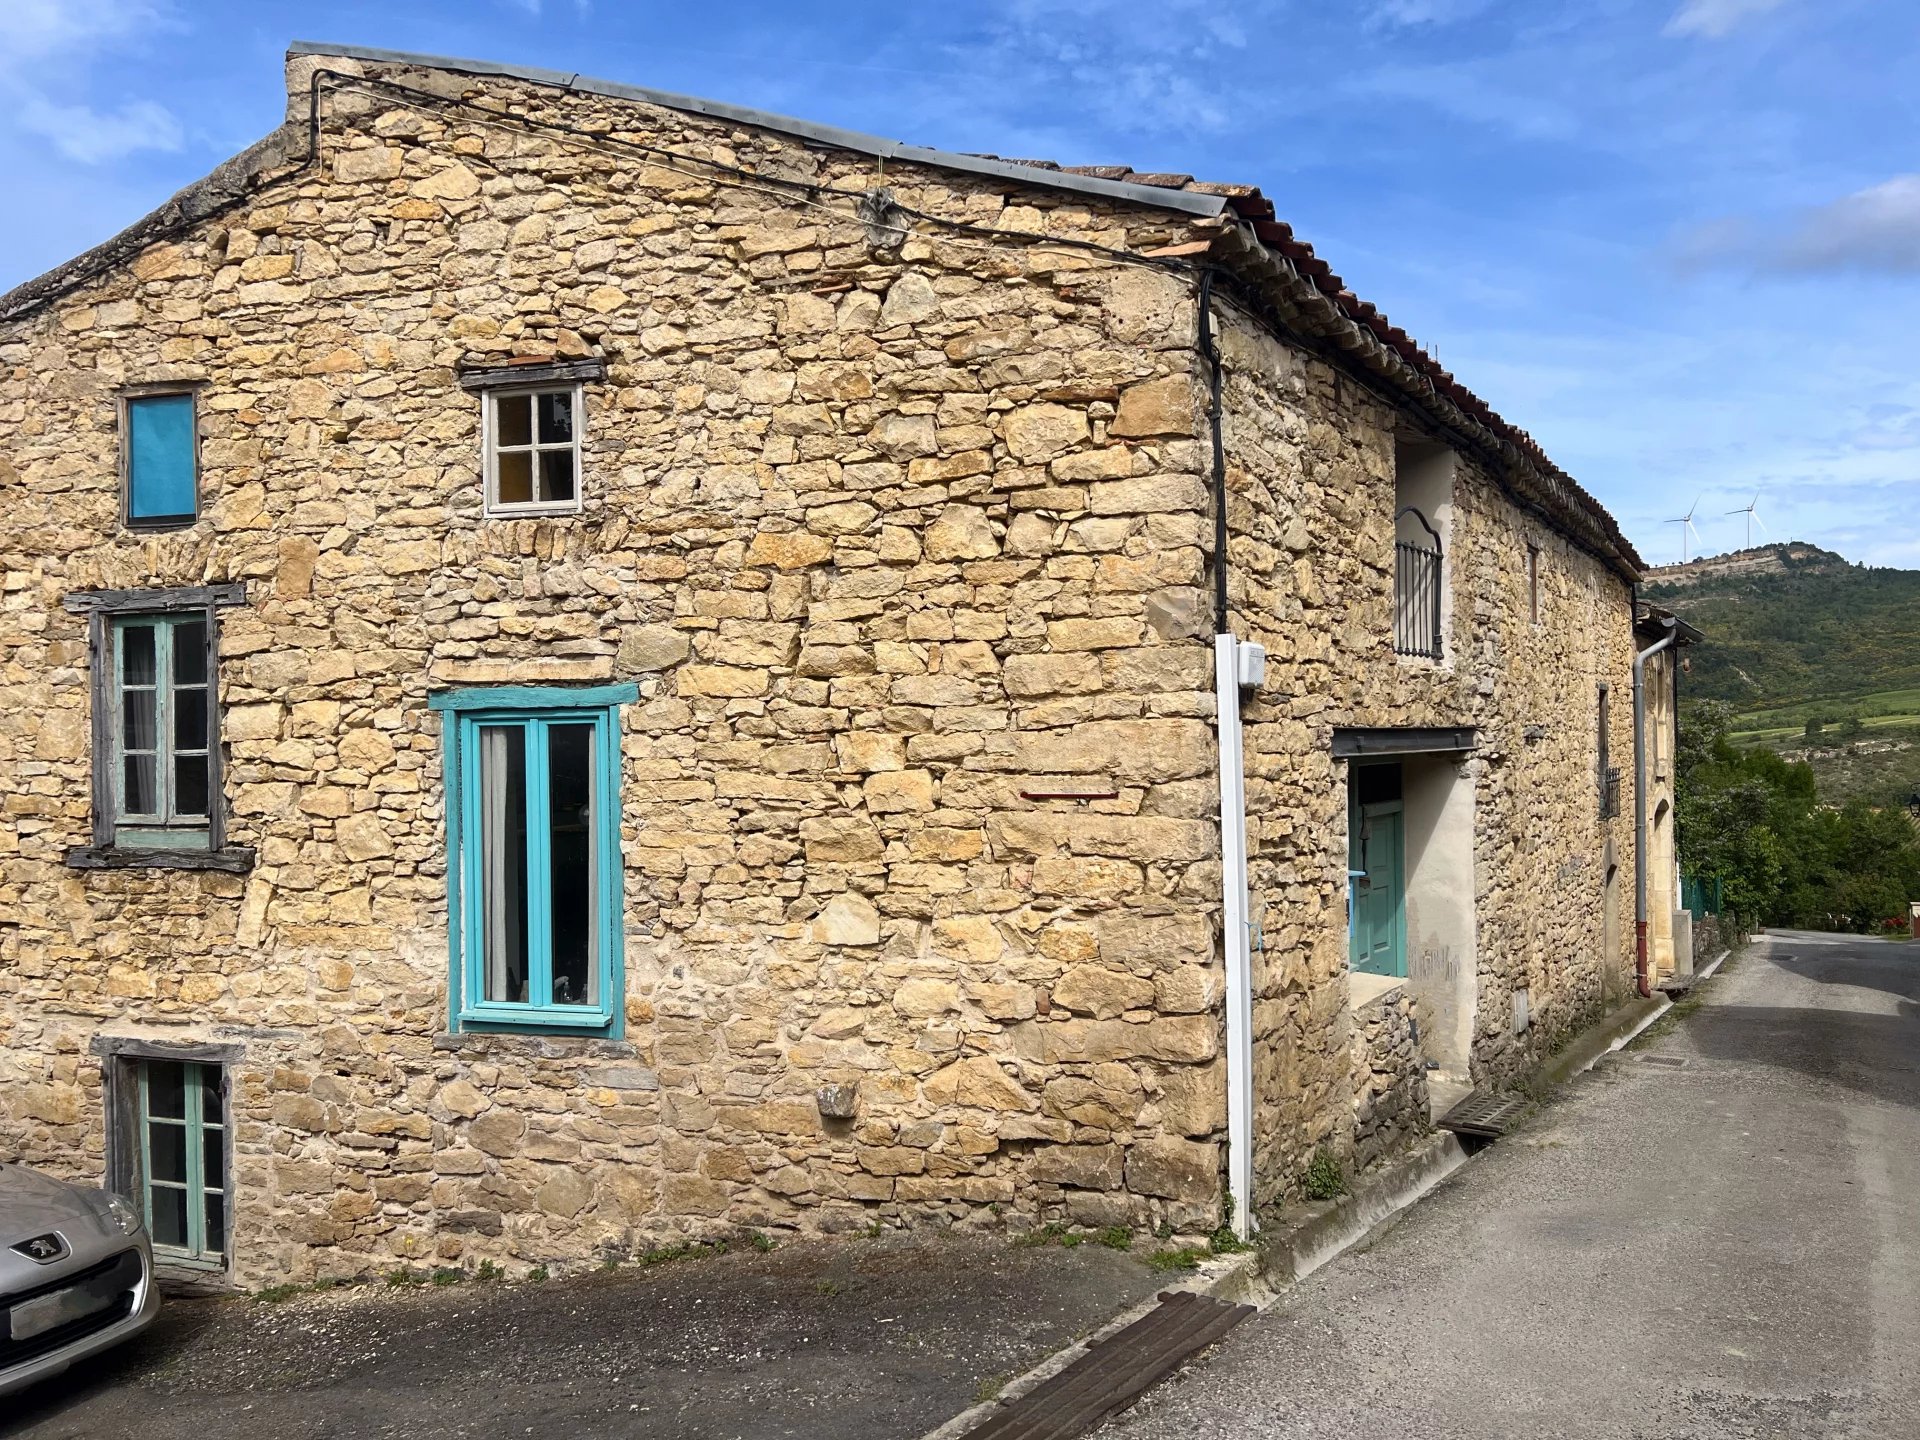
[{"left": 0, "top": 1164, "right": 159, "bottom": 1397}]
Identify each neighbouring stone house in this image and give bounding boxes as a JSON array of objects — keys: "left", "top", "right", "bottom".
[{"left": 0, "top": 44, "right": 1649, "bottom": 1287}]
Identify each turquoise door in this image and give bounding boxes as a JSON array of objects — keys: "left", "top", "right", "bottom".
[{"left": 1348, "top": 800, "right": 1406, "bottom": 978}]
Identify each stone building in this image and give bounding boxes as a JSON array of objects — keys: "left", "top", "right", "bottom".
[
  {"left": 0, "top": 44, "right": 1646, "bottom": 1288},
  {"left": 1636, "top": 603, "right": 1703, "bottom": 979}
]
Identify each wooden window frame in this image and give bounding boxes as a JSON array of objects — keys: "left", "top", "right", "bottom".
[
  {"left": 135, "top": 1058, "right": 229, "bottom": 1271},
  {"left": 63, "top": 584, "right": 254, "bottom": 872},
  {"left": 430, "top": 683, "right": 635, "bottom": 1036},
  {"left": 481, "top": 383, "right": 586, "bottom": 519},
  {"left": 120, "top": 384, "right": 204, "bottom": 532}
]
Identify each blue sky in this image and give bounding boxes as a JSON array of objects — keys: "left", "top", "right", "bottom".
[{"left": 4, "top": 0, "right": 1917, "bottom": 568}]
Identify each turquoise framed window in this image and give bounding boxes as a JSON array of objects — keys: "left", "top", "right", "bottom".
[
  {"left": 123, "top": 390, "right": 199, "bottom": 528},
  {"left": 431, "top": 684, "right": 635, "bottom": 1034},
  {"left": 111, "top": 613, "right": 213, "bottom": 849},
  {"left": 137, "top": 1058, "right": 227, "bottom": 1270}
]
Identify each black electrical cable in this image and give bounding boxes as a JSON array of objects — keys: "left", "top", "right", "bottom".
[{"left": 1199, "top": 268, "right": 1229, "bottom": 637}]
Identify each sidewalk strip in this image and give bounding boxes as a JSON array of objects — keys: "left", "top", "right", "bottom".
[{"left": 956, "top": 1290, "right": 1254, "bottom": 1440}]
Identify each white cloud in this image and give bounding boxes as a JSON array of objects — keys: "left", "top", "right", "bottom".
[
  {"left": 16, "top": 94, "right": 181, "bottom": 163},
  {"left": 0, "top": 0, "right": 164, "bottom": 70},
  {"left": 1664, "top": 0, "right": 1788, "bottom": 40},
  {"left": 1675, "top": 174, "right": 1920, "bottom": 274},
  {"left": 0, "top": 0, "right": 181, "bottom": 165},
  {"left": 1776, "top": 175, "right": 1920, "bottom": 272}
]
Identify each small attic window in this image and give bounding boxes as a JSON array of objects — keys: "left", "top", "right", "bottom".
[
  {"left": 123, "top": 388, "right": 200, "bottom": 529},
  {"left": 458, "top": 357, "right": 606, "bottom": 519}
]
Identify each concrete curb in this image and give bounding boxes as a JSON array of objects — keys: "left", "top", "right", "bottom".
[
  {"left": 915, "top": 1251, "right": 1262, "bottom": 1440},
  {"left": 921, "top": 955, "right": 1747, "bottom": 1439},
  {"left": 1255, "top": 1130, "right": 1470, "bottom": 1285}
]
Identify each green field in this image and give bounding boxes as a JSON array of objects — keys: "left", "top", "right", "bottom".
[
  {"left": 1735, "top": 691, "right": 1920, "bottom": 744},
  {"left": 1730, "top": 687, "right": 1920, "bottom": 744}
]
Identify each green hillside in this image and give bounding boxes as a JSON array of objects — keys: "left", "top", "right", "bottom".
[
  {"left": 1643, "top": 545, "right": 1920, "bottom": 707},
  {"left": 1644, "top": 544, "right": 1920, "bottom": 808}
]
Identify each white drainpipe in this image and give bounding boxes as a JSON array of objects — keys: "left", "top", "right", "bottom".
[{"left": 1214, "top": 633, "right": 1259, "bottom": 1240}]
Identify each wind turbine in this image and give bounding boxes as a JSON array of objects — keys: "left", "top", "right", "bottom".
[
  {"left": 1725, "top": 493, "right": 1766, "bottom": 548},
  {"left": 1667, "top": 496, "right": 1702, "bottom": 563}
]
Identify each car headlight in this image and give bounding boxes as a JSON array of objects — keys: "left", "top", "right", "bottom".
[{"left": 101, "top": 1191, "right": 142, "bottom": 1236}]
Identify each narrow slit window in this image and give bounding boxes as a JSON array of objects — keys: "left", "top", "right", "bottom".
[
  {"left": 1527, "top": 544, "right": 1543, "bottom": 625},
  {"left": 124, "top": 392, "right": 199, "bottom": 527},
  {"left": 486, "top": 386, "right": 581, "bottom": 514}
]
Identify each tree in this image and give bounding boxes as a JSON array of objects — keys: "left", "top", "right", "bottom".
[{"left": 1675, "top": 700, "right": 1920, "bottom": 932}]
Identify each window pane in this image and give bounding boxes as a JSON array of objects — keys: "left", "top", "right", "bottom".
[
  {"left": 497, "top": 451, "right": 533, "bottom": 506},
  {"left": 202, "top": 1134, "right": 223, "bottom": 1193},
  {"left": 204, "top": 1189, "right": 226, "bottom": 1258},
  {"left": 127, "top": 394, "right": 197, "bottom": 521},
  {"left": 149, "top": 1184, "right": 188, "bottom": 1249},
  {"left": 536, "top": 391, "right": 573, "bottom": 445},
  {"left": 172, "top": 620, "right": 207, "bottom": 687},
  {"left": 121, "top": 624, "right": 157, "bottom": 688},
  {"left": 148, "top": 1121, "right": 186, "bottom": 1184},
  {"left": 123, "top": 754, "right": 157, "bottom": 816},
  {"left": 123, "top": 687, "right": 157, "bottom": 754},
  {"left": 146, "top": 1060, "right": 186, "bottom": 1118},
  {"left": 479, "top": 726, "right": 530, "bottom": 1004},
  {"left": 547, "top": 722, "right": 596, "bottom": 1007},
  {"left": 174, "top": 687, "right": 208, "bottom": 753},
  {"left": 495, "top": 393, "right": 532, "bottom": 448},
  {"left": 175, "top": 755, "right": 210, "bottom": 819},
  {"left": 198, "top": 1065, "right": 222, "bottom": 1112},
  {"left": 539, "top": 449, "right": 576, "bottom": 504}
]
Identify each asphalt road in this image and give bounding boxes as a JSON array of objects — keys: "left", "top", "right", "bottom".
[
  {"left": 1107, "top": 931, "right": 1920, "bottom": 1440},
  {"left": 4, "top": 1234, "right": 1159, "bottom": 1440}
]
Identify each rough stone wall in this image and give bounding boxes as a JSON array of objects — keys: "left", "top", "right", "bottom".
[
  {"left": 0, "top": 54, "right": 1237, "bottom": 1285},
  {"left": 1349, "top": 987, "right": 1427, "bottom": 1173},
  {"left": 1212, "top": 300, "right": 1638, "bottom": 1205}
]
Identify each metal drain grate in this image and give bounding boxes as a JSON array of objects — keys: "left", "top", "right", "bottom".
[
  {"left": 960, "top": 1289, "right": 1255, "bottom": 1440},
  {"left": 1438, "top": 1088, "right": 1529, "bottom": 1139},
  {"left": 1637, "top": 1054, "right": 1688, "bottom": 1068}
]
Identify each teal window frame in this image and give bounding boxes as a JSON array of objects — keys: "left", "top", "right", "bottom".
[
  {"left": 431, "top": 684, "right": 635, "bottom": 1036},
  {"left": 136, "top": 1058, "right": 227, "bottom": 1271},
  {"left": 122, "top": 389, "right": 201, "bottom": 529},
  {"left": 110, "top": 612, "right": 214, "bottom": 850}
]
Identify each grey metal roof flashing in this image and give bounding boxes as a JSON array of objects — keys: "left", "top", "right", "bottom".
[{"left": 288, "top": 41, "right": 1229, "bottom": 219}]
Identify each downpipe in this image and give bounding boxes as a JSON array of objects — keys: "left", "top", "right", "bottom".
[
  {"left": 1200, "top": 270, "right": 1255, "bottom": 1241},
  {"left": 1631, "top": 618, "right": 1677, "bottom": 999}
]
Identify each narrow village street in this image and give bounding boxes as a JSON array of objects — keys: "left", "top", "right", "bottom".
[{"left": 1104, "top": 932, "right": 1920, "bottom": 1440}]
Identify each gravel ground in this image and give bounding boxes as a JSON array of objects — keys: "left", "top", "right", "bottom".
[
  {"left": 1105, "top": 932, "right": 1920, "bottom": 1440},
  {"left": 4, "top": 1233, "right": 1161, "bottom": 1439}
]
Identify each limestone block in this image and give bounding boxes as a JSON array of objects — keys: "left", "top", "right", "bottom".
[
  {"left": 616, "top": 624, "right": 691, "bottom": 673},
  {"left": 864, "top": 770, "right": 935, "bottom": 813},
  {"left": 1031, "top": 1144, "right": 1124, "bottom": 1190},
  {"left": 810, "top": 893, "right": 881, "bottom": 946},
  {"left": 924, "top": 505, "right": 999, "bottom": 562},
  {"left": 879, "top": 272, "right": 940, "bottom": 325},
  {"left": 1052, "top": 965, "right": 1156, "bottom": 1019},
  {"left": 893, "top": 979, "right": 961, "bottom": 1018},
  {"left": 334, "top": 812, "right": 394, "bottom": 862},
  {"left": 923, "top": 1056, "right": 1037, "bottom": 1111},
  {"left": 1125, "top": 1136, "right": 1219, "bottom": 1202},
  {"left": 1110, "top": 375, "right": 1197, "bottom": 438},
  {"left": 800, "top": 816, "right": 885, "bottom": 864},
  {"left": 747, "top": 531, "right": 834, "bottom": 569},
  {"left": 1002, "top": 403, "right": 1088, "bottom": 461},
  {"left": 834, "top": 731, "right": 906, "bottom": 773},
  {"left": 1018, "top": 1016, "right": 1218, "bottom": 1065}
]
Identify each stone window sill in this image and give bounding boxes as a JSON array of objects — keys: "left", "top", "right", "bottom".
[
  {"left": 432, "top": 1031, "right": 639, "bottom": 1061},
  {"left": 1349, "top": 972, "right": 1409, "bottom": 1011},
  {"left": 65, "top": 845, "right": 256, "bottom": 874}
]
